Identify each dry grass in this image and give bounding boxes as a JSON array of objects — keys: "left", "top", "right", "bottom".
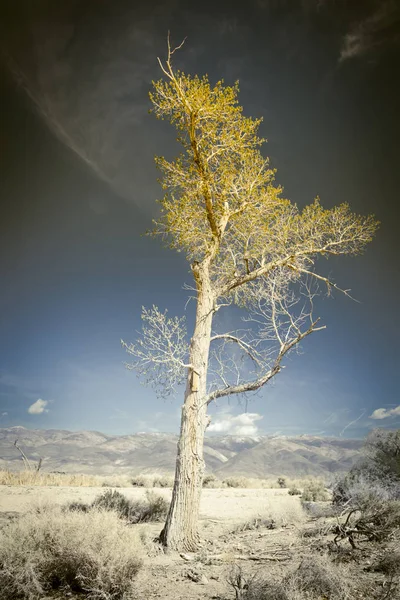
[
  {"left": 220, "top": 476, "right": 322, "bottom": 490},
  {"left": 230, "top": 554, "right": 350, "bottom": 600},
  {"left": 231, "top": 494, "right": 306, "bottom": 533},
  {"left": 0, "top": 469, "right": 323, "bottom": 491},
  {"left": 0, "top": 504, "right": 144, "bottom": 599},
  {"left": 131, "top": 473, "right": 174, "bottom": 488},
  {"left": 0, "top": 469, "right": 133, "bottom": 487}
]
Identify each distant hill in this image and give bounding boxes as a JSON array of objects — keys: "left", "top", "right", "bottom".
[{"left": 0, "top": 426, "right": 364, "bottom": 479}]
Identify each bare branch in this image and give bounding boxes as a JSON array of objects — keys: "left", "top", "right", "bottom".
[
  {"left": 13, "top": 439, "right": 32, "bottom": 471},
  {"left": 205, "top": 271, "right": 326, "bottom": 405},
  {"left": 205, "top": 317, "right": 325, "bottom": 405},
  {"left": 210, "top": 333, "right": 263, "bottom": 366},
  {"left": 290, "top": 266, "right": 360, "bottom": 302},
  {"left": 122, "top": 305, "right": 191, "bottom": 398}
]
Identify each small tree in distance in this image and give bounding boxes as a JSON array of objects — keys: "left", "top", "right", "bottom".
[{"left": 122, "top": 37, "right": 378, "bottom": 551}]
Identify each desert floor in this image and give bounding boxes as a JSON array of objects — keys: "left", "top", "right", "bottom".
[{"left": 0, "top": 485, "right": 393, "bottom": 599}]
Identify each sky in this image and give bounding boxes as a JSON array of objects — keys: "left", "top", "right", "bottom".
[{"left": 0, "top": 0, "right": 399, "bottom": 439}]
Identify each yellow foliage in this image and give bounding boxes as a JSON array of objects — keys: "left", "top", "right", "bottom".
[{"left": 149, "top": 49, "right": 378, "bottom": 297}]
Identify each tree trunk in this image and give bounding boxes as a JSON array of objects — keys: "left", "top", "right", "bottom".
[{"left": 159, "top": 264, "right": 213, "bottom": 551}]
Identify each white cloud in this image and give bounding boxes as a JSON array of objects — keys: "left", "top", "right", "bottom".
[
  {"left": 28, "top": 399, "right": 49, "bottom": 415},
  {"left": 1, "top": 412, "right": 7, "bottom": 417},
  {"left": 339, "top": 2, "right": 399, "bottom": 62},
  {"left": 369, "top": 406, "right": 400, "bottom": 420},
  {"left": 208, "top": 412, "right": 263, "bottom": 436}
]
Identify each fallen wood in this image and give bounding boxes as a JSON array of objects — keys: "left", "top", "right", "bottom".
[{"left": 235, "top": 554, "right": 292, "bottom": 562}]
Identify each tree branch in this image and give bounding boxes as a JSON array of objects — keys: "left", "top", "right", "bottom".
[
  {"left": 157, "top": 34, "right": 220, "bottom": 246},
  {"left": 210, "top": 333, "right": 263, "bottom": 366},
  {"left": 289, "top": 266, "right": 359, "bottom": 301},
  {"left": 204, "top": 318, "right": 325, "bottom": 405}
]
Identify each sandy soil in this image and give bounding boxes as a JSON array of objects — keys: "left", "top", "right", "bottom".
[{"left": 0, "top": 484, "right": 288, "bottom": 520}]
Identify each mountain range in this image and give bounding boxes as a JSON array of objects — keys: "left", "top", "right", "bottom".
[{"left": 0, "top": 427, "right": 364, "bottom": 479}]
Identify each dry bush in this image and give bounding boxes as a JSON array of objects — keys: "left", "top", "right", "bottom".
[
  {"left": 0, "top": 505, "right": 143, "bottom": 600},
  {"left": 137, "top": 526, "right": 165, "bottom": 557},
  {"left": 222, "top": 476, "right": 271, "bottom": 488},
  {"left": 223, "top": 477, "right": 290, "bottom": 489},
  {"left": 285, "top": 555, "right": 350, "bottom": 599},
  {"left": 230, "top": 555, "right": 350, "bottom": 600},
  {"left": 301, "top": 479, "right": 330, "bottom": 502},
  {"left": 288, "top": 487, "right": 302, "bottom": 496},
  {"left": 333, "top": 472, "right": 399, "bottom": 511},
  {"left": 260, "top": 478, "right": 313, "bottom": 490},
  {"left": 333, "top": 429, "right": 400, "bottom": 509},
  {"left": 277, "top": 477, "right": 287, "bottom": 489},
  {"left": 228, "top": 566, "right": 289, "bottom": 600},
  {"left": 203, "top": 478, "right": 225, "bottom": 488},
  {"left": 131, "top": 490, "right": 169, "bottom": 523},
  {"left": 370, "top": 550, "right": 400, "bottom": 575},
  {"left": 0, "top": 469, "right": 136, "bottom": 488},
  {"left": 92, "top": 489, "right": 134, "bottom": 519},
  {"left": 152, "top": 474, "right": 174, "bottom": 488},
  {"left": 300, "top": 524, "right": 327, "bottom": 538},
  {"left": 0, "top": 469, "right": 103, "bottom": 487},
  {"left": 130, "top": 473, "right": 174, "bottom": 488},
  {"left": 203, "top": 473, "right": 217, "bottom": 487},
  {"left": 301, "top": 501, "right": 339, "bottom": 519},
  {"left": 354, "top": 500, "right": 400, "bottom": 543},
  {"left": 67, "top": 501, "right": 90, "bottom": 513},
  {"left": 223, "top": 476, "right": 252, "bottom": 488},
  {"left": 232, "top": 496, "right": 305, "bottom": 533},
  {"left": 131, "top": 474, "right": 149, "bottom": 487},
  {"left": 70, "top": 489, "right": 169, "bottom": 524},
  {"left": 231, "top": 516, "right": 277, "bottom": 533}
]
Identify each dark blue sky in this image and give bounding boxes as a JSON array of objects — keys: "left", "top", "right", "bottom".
[{"left": 0, "top": 0, "right": 399, "bottom": 438}]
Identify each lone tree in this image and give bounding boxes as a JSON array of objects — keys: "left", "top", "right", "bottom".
[{"left": 122, "top": 38, "right": 378, "bottom": 551}]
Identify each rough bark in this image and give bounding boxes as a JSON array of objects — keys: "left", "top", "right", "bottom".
[{"left": 159, "top": 263, "right": 214, "bottom": 551}]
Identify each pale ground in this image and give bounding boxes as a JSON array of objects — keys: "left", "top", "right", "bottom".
[
  {"left": 0, "top": 485, "right": 391, "bottom": 599},
  {"left": 0, "top": 485, "right": 291, "bottom": 521}
]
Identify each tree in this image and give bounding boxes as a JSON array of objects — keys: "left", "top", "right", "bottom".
[{"left": 122, "top": 38, "right": 378, "bottom": 551}]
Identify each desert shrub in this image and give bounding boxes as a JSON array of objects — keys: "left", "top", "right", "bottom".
[
  {"left": 333, "top": 429, "right": 400, "bottom": 510},
  {"left": 0, "top": 470, "right": 102, "bottom": 487},
  {"left": 365, "top": 428, "right": 400, "bottom": 481},
  {"left": 0, "top": 505, "right": 143, "bottom": 600},
  {"left": 67, "top": 501, "right": 90, "bottom": 513},
  {"left": 72, "top": 489, "right": 169, "bottom": 524},
  {"left": 130, "top": 490, "right": 169, "bottom": 523},
  {"left": 332, "top": 498, "right": 400, "bottom": 550},
  {"left": 277, "top": 476, "right": 287, "bottom": 489},
  {"left": 131, "top": 474, "right": 148, "bottom": 487},
  {"left": 202, "top": 473, "right": 217, "bottom": 487},
  {"left": 232, "top": 497, "right": 305, "bottom": 534},
  {"left": 229, "top": 555, "right": 349, "bottom": 600},
  {"left": 332, "top": 470, "right": 399, "bottom": 511},
  {"left": 137, "top": 527, "right": 164, "bottom": 557},
  {"left": 232, "top": 516, "right": 277, "bottom": 533},
  {"left": 370, "top": 550, "right": 400, "bottom": 575},
  {"left": 228, "top": 569, "right": 289, "bottom": 600},
  {"left": 301, "top": 524, "right": 326, "bottom": 538},
  {"left": 0, "top": 470, "right": 135, "bottom": 488},
  {"left": 223, "top": 476, "right": 250, "bottom": 488},
  {"left": 356, "top": 500, "right": 400, "bottom": 542},
  {"left": 288, "top": 486, "right": 301, "bottom": 496},
  {"left": 202, "top": 477, "right": 224, "bottom": 488},
  {"left": 152, "top": 475, "right": 174, "bottom": 488},
  {"left": 301, "top": 479, "right": 330, "bottom": 502},
  {"left": 285, "top": 555, "right": 349, "bottom": 599},
  {"left": 92, "top": 489, "right": 133, "bottom": 519},
  {"left": 301, "top": 501, "right": 339, "bottom": 519}
]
